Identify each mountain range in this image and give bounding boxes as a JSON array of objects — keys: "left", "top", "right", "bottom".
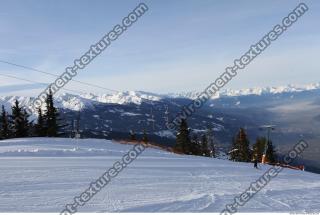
[{"left": 1, "top": 83, "right": 320, "bottom": 173}]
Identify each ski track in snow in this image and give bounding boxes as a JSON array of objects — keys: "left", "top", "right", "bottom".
[{"left": 0, "top": 138, "right": 319, "bottom": 213}]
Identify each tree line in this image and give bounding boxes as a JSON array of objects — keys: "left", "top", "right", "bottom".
[
  {"left": 129, "top": 129, "right": 149, "bottom": 144},
  {"left": 175, "top": 119, "right": 276, "bottom": 163},
  {"left": 175, "top": 119, "right": 216, "bottom": 157},
  {"left": 0, "top": 91, "right": 276, "bottom": 164},
  {"left": 0, "top": 90, "right": 62, "bottom": 139},
  {"left": 229, "top": 128, "right": 276, "bottom": 163}
]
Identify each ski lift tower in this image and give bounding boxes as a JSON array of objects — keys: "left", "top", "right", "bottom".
[{"left": 259, "top": 125, "right": 276, "bottom": 164}]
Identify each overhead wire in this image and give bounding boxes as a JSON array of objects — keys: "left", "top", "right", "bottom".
[
  {"left": 0, "top": 59, "right": 119, "bottom": 93},
  {"left": 0, "top": 73, "right": 87, "bottom": 95}
]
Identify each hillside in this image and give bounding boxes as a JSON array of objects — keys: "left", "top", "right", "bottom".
[
  {"left": 0, "top": 138, "right": 319, "bottom": 213},
  {"left": 1, "top": 84, "right": 320, "bottom": 173}
]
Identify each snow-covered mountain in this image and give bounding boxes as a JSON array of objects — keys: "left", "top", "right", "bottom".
[
  {"left": 167, "top": 83, "right": 320, "bottom": 99},
  {"left": 0, "top": 83, "right": 320, "bottom": 174},
  {"left": 1, "top": 83, "right": 320, "bottom": 113},
  {"left": 0, "top": 91, "right": 162, "bottom": 113}
]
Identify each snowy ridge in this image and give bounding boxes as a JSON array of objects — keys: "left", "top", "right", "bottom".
[
  {"left": 168, "top": 83, "right": 320, "bottom": 99},
  {"left": 221, "top": 83, "right": 320, "bottom": 97},
  {"left": 83, "top": 91, "right": 161, "bottom": 105},
  {"left": 0, "top": 91, "right": 162, "bottom": 113},
  {"left": 0, "top": 83, "right": 319, "bottom": 114}
]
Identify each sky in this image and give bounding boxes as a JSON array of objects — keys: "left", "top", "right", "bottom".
[{"left": 0, "top": 0, "right": 319, "bottom": 96}]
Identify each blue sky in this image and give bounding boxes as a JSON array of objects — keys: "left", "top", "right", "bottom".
[{"left": 0, "top": 0, "right": 319, "bottom": 96}]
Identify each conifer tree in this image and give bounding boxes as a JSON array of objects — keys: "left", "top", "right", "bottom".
[
  {"left": 266, "top": 140, "right": 276, "bottom": 163},
  {"left": 35, "top": 108, "right": 46, "bottom": 137},
  {"left": 11, "top": 100, "right": 29, "bottom": 137},
  {"left": 230, "top": 128, "right": 251, "bottom": 162},
  {"left": 22, "top": 109, "right": 31, "bottom": 134},
  {"left": 0, "top": 105, "right": 11, "bottom": 139},
  {"left": 252, "top": 137, "right": 266, "bottom": 162},
  {"left": 175, "top": 119, "right": 191, "bottom": 154},
  {"left": 190, "top": 133, "right": 201, "bottom": 155},
  {"left": 45, "top": 90, "right": 58, "bottom": 137},
  {"left": 230, "top": 136, "right": 239, "bottom": 161}
]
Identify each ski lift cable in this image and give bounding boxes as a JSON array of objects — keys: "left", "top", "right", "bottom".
[
  {"left": 0, "top": 59, "right": 119, "bottom": 93},
  {"left": 0, "top": 73, "right": 87, "bottom": 95}
]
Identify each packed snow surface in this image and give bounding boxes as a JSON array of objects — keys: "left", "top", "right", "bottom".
[{"left": 0, "top": 138, "right": 319, "bottom": 213}]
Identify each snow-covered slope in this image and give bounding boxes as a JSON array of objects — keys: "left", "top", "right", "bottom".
[{"left": 0, "top": 138, "right": 319, "bottom": 212}]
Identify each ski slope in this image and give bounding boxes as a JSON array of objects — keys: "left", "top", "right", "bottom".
[{"left": 0, "top": 138, "right": 319, "bottom": 213}]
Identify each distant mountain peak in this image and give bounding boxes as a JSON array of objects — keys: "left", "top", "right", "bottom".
[
  {"left": 1, "top": 83, "right": 319, "bottom": 114},
  {"left": 168, "top": 83, "right": 320, "bottom": 99}
]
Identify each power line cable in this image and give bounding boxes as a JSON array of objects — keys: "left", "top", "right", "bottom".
[
  {"left": 0, "top": 73, "right": 87, "bottom": 95},
  {"left": 0, "top": 59, "right": 119, "bottom": 93}
]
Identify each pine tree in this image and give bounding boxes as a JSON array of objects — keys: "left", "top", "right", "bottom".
[
  {"left": 266, "top": 140, "right": 276, "bottom": 163},
  {"left": 252, "top": 137, "right": 266, "bottom": 162},
  {"left": 22, "top": 109, "right": 31, "bottom": 134},
  {"left": 230, "top": 128, "right": 251, "bottom": 162},
  {"left": 11, "top": 100, "right": 29, "bottom": 137},
  {"left": 35, "top": 108, "right": 46, "bottom": 137},
  {"left": 0, "top": 105, "right": 11, "bottom": 139},
  {"left": 229, "top": 136, "right": 239, "bottom": 161},
  {"left": 45, "top": 90, "right": 58, "bottom": 137},
  {"left": 175, "top": 119, "right": 191, "bottom": 154},
  {"left": 142, "top": 129, "right": 148, "bottom": 144},
  {"left": 11, "top": 100, "right": 22, "bottom": 136},
  {"left": 190, "top": 134, "right": 201, "bottom": 155}
]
